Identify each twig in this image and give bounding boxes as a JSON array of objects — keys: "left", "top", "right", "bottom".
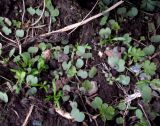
[
  {"left": 40, "top": 0, "right": 124, "bottom": 37},
  {"left": 48, "top": 16, "right": 52, "bottom": 32},
  {"left": 22, "top": 0, "right": 25, "bottom": 24},
  {"left": 138, "top": 103, "right": 152, "bottom": 126},
  {"left": 149, "top": 51, "right": 160, "bottom": 60},
  {"left": 55, "top": 108, "right": 73, "bottom": 120},
  {"left": 0, "top": 32, "right": 17, "bottom": 44},
  {"left": 16, "top": 37, "right": 22, "bottom": 54},
  {"left": 31, "top": 0, "right": 46, "bottom": 26},
  {"left": 22, "top": 104, "right": 34, "bottom": 126},
  {"left": 68, "top": 0, "right": 99, "bottom": 35},
  {"left": 133, "top": 38, "right": 146, "bottom": 46}
]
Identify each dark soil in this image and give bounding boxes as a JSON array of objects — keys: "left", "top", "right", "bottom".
[{"left": 0, "top": 0, "right": 160, "bottom": 126}]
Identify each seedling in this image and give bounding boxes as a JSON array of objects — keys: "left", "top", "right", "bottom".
[
  {"left": 91, "top": 97, "right": 115, "bottom": 121},
  {"left": 46, "top": 80, "right": 63, "bottom": 108},
  {"left": 127, "top": 47, "right": 145, "bottom": 62},
  {"left": 141, "top": 60, "right": 156, "bottom": 76}
]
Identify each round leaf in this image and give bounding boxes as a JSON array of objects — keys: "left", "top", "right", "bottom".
[
  {"left": 117, "top": 7, "right": 127, "bottom": 15},
  {"left": 28, "top": 47, "right": 38, "bottom": 54},
  {"left": 63, "top": 45, "right": 70, "bottom": 54},
  {"left": 76, "top": 58, "right": 84, "bottom": 69},
  {"left": 89, "top": 66, "right": 97, "bottom": 78},
  {"left": 135, "top": 109, "right": 143, "bottom": 119},
  {"left": 116, "top": 117, "right": 124, "bottom": 124},
  {"left": 2, "top": 26, "right": 12, "bottom": 35},
  {"left": 99, "top": 27, "right": 111, "bottom": 39},
  {"left": 38, "top": 42, "right": 46, "bottom": 51},
  {"left": 0, "top": 91, "right": 8, "bottom": 103},
  {"left": 127, "top": 7, "right": 138, "bottom": 17},
  {"left": 9, "top": 48, "right": 15, "bottom": 57},
  {"left": 91, "top": 97, "right": 103, "bottom": 109},
  {"left": 16, "top": 29, "right": 24, "bottom": 38},
  {"left": 27, "top": 7, "right": 36, "bottom": 15},
  {"left": 26, "top": 75, "right": 38, "bottom": 85},
  {"left": 71, "top": 108, "right": 85, "bottom": 122},
  {"left": 151, "top": 35, "right": 160, "bottom": 42},
  {"left": 26, "top": 87, "right": 37, "bottom": 96},
  {"left": 117, "top": 75, "right": 130, "bottom": 85},
  {"left": 76, "top": 46, "right": 85, "bottom": 56},
  {"left": 143, "top": 45, "right": 155, "bottom": 56},
  {"left": 77, "top": 70, "right": 88, "bottom": 79}
]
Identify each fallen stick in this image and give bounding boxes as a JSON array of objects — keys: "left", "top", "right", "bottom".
[
  {"left": 22, "top": 104, "right": 34, "bottom": 126},
  {"left": 40, "top": 0, "right": 124, "bottom": 37}
]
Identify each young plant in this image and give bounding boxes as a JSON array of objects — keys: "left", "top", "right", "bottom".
[
  {"left": 46, "top": 80, "right": 63, "bottom": 108},
  {"left": 127, "top": 47, "right": 145, "bottom": 62},
  {"left": 141, "top": 60, "right": 156, "bottom": 76},
  {"left": 70, "top": 101, "right": 85, "bottom": 122},
  {"left": 91, "top": 97, "right": 115, "bottom": 121}
]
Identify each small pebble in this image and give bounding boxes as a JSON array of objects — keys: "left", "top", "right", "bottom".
[{"left": 31, "top": 120, "right": 42, "bottom": 126}]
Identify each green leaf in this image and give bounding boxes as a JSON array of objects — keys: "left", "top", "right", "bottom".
[
  {"left": 127, "top": 7, "right": 138, "bottom": 17},
  {"left": 99, "top": 27, "right": 111, "bottom": 39},
  {"left": 71, "top": 108, "right": 85, "bottom": 122},
  {"left": 117, "top": 59, "right": 125, "bottom": 72},
  {"left": 28, "top": 47, "right": 38, "bottom": 54},
  {"left": 116, "top": 117, "right": 124, "bottom": 124},
  {"left": 52, "top": 8, "right": 59, "bottom": 17},
  {"left": 0, "top": 91, "right": 8, "bottom": 103},
  {"left": 26, "top": 75, "right": 38, "bottom": 85},
  {"left": 117, "top": 75, "right": 130, "bottom": 85},
  {"left": 37, "top": 57, "right": 46, "bottom": 70},
  {"left": 38, "top": 42, "right": 46, "bottom": 51},
  {"left": 128, "top": 47, "right": 145, "bottom": 62},
  {"left": 70, "top": 101, "right": 78, "bottom": 108},
  {"left": 62, "top": 61, "right": 71, "bottom": 71},
  {"left": 16, "top": 29, "right": 24, "bottom": 38},
  {"left": 45, "top": 0, "right": 59, "bottom": 22},
  {"left": 137, "top": 84, "right": 152, "bottom": 103},
  {"left": 141, "top": 0, "right": 156, "bottom": 11},
  {"left": 35, "top": 8, "right": 43, "bottom": 16},
  {"left": 2, "top": 26, "right": 12, "bottom": 35},
  {"left": 142, "top": 60, "right": 156, "bottom": 76},
  {"left": 89, "top": 66, "right": 97, "bottom": 78},
  {"left": 82, "top": 80, "right": 92, "bottom": 91},
  {"left": 108, "top": 19, "right": 120, "bottom": 31},
  {"left": 100, "top": 16, "right": 108, "bottom": 26},
  {"left": 100, "top": 105, "right": 115, "bottom": 121},
  {"left": 21, "top": 52, "right": 31, "bottom": 66},
  {"left": 0, "top": 17, "right": 4, "bottom": 26},
  {"left": 67, "top": 66, "right": 77, "bottom": 77},
  {"left": 143, "top": 45, "right": 155, "bottom": 56},
  {"left": 26, "top": 87, "right": 37, "bottom": 96},
  {"left": 77, "top": 70, "right": 88, "bottom": 79},
  {"left": 117, "top": 7, "right": 127, "bottom": 15},
  {"left": 117, "top": 102, "right": 126, "bottom": 110},
  {"left": 91, "top": 97, "right": 103, "bottom": 109},
  {"left": 13, "top": 55, "right": 20, "bottom": 62},
  {"left": 9, "top": 48, "right": 15, "bottom": 57},
  {"left": 76, "top": 46, "right": 85, "bottom": 56},
  {"left": 63, "top": 45, "right": 70, "bottom": 54},
  {"left": 151, "top": 35, "right": 160, "bottom": 42},
  {"left": 27, "top": 7, "right": 36, "bottom": 15},
  {"left": 12, "top": 20, "right": 21, "bottom": 28},
  {"left": 148, "top": 22, "right": 155, "bottom": 33},
  {"left": 135, "top": 109, "right": 143, "bottom": 119},
  {"left": 76, "top": 58, "right": 84, "bottom": 69},
  {"left": 108, "top": 57, "right": 125, "bottom": 72}
]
